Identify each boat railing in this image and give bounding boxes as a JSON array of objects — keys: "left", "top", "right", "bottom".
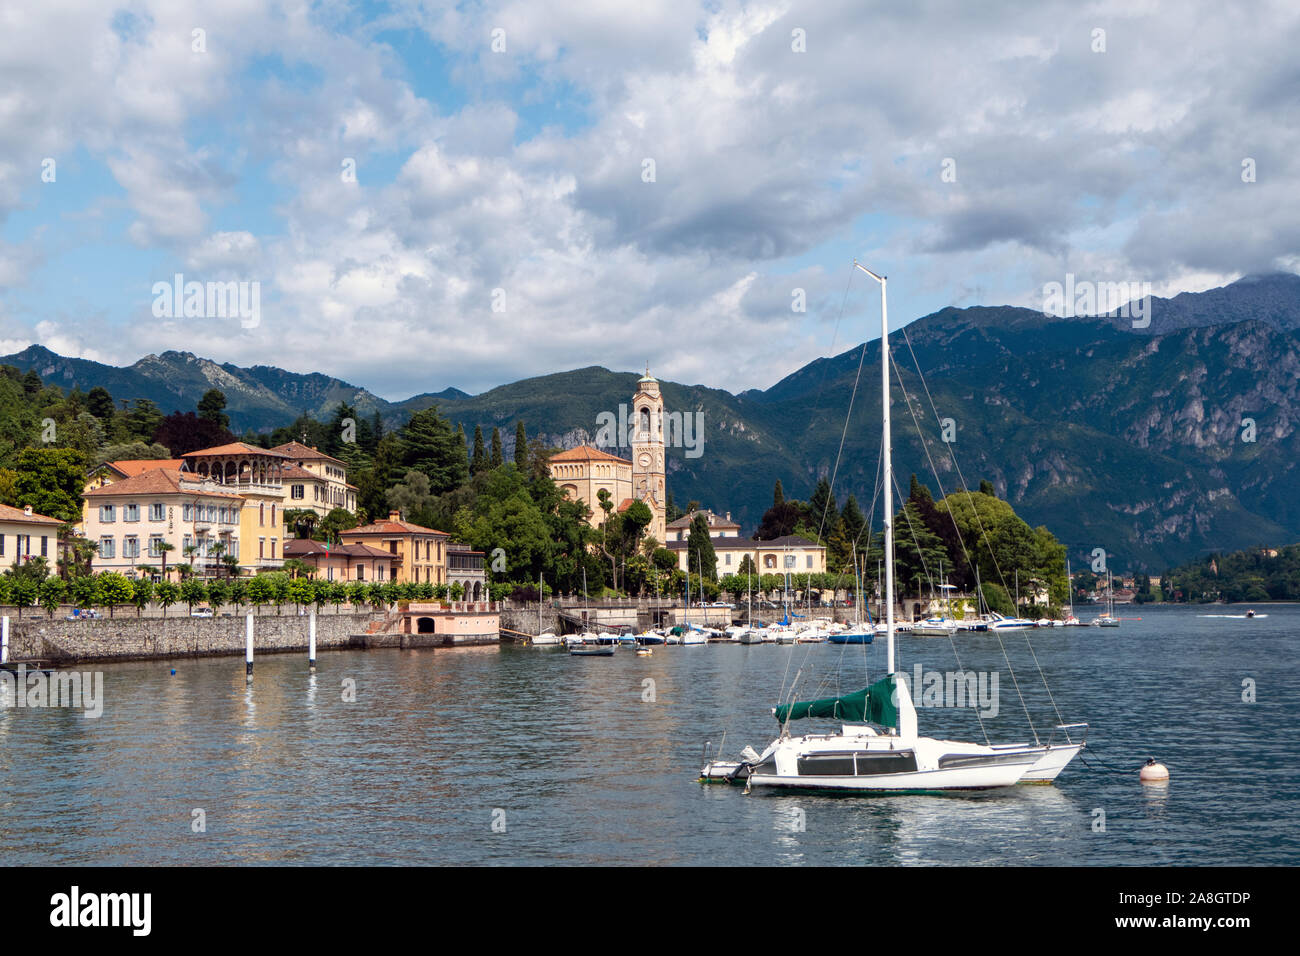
[{"left": 1046, "top": 722, "right": 1089, "bottom": 747}]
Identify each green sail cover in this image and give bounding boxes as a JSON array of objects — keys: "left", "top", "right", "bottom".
[{"left": 774, "top": 676, "right": 898, "bottom": 727}]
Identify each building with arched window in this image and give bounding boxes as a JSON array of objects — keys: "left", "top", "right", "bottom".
[{"left": 547, "top": 372, "right": 668, "bottom": 545}]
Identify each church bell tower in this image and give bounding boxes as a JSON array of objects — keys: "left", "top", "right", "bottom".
[{"left": 631, "top": 370, "right": 667, "bottom": 545}]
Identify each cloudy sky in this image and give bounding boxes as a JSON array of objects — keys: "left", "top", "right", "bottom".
[{"left": 1, "top": 0, "right": 1297, "bottom": 399}]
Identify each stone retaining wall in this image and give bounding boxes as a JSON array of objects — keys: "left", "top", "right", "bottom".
[{"left": 1, "top": 612, "right": 383, "bottom": 665}]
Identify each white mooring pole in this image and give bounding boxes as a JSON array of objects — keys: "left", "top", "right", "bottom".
[
  {"left": 308, "top": 606, "right": 317, "bottom": 671},
  {"left": 245, "top": 612, "right": 254, "bottom": 682},
  {"left": 1, "top": 615, "right": 9, "bottom": 664}
]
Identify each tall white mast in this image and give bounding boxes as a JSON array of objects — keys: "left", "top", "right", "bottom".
[{"left": 856, "top": 261, "right": 894, "bottom": 674}]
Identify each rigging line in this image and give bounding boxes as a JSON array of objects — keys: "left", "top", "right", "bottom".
[
  {"left": 781, "top": 264, "right": 874, "bottom": 708},
  {"left": 945, "top": 627, "right": 991, "bottom": 746},
  {"left": 891, "top": 471, "right": 941, "bottom": 596},
  {"left": 895, "top": 324, "right": 1017, "bottom": 607},
  {"left": 813, "top": 264, "right": 863, "bottom": 544},
  {"left": 888, "top": 353, "right": 1039, "bottom": 743},
  {"left": 893, "top": 328, "right": 1066, "bottom": 729}
]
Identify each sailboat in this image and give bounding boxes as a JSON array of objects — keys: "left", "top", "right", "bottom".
[
  {"left": 1093, "top": 571, "right": 1120, "bottom": 627},
  {"left": 531, "top": 573, "right": 563, "bottom": 645},
  {"left": 570, "top": 567, "right": 616, "bottom": 655},
  {"left": 828, "top": 550, "right": 874, "bottom": 644},
  {"left": 711, "top": 261, "right": 1084, "bottom": 792},
  {"left": 1060, "top": 560, "right": 1085, "bottom": 626}
]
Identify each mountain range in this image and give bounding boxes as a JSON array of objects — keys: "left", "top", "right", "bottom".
[{"left": 6, "top": 272, "right": 1300, "bottom": 570}]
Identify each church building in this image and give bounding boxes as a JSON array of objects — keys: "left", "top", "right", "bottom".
[{"left": 548, "top": 372, "right": 668, "bottom": 545}]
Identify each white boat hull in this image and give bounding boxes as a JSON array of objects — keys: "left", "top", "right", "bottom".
[
  {"left": 1019, "top": 743, "right": 1084, "bottom": 783},
  {"left": 745, "top": 732, "right": 1041, "bottom": 792}
]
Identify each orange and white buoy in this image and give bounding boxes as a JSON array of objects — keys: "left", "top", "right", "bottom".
[{"left": 1139, "top": 758, "right": 1169, "bottom": 783}]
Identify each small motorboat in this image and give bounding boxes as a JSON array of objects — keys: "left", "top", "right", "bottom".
[
  {"left": 827, "top": 629, "right": 875, "bottom": 645},
  {"left": 570, "top": 642, "right": 616, "bottom": 657},
  {"left": 911, "top": 617, "right": 959, "bottom": 637}
]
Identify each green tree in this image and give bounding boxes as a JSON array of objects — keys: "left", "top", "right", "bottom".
[
  {"left": 387, "top": 470, "right": 437, "bottom": 525},
  {"left": 471, "top": 425, "right": 487, "bottom": 475},
  {"left": 130, "top": 577, "right": 153, "bottom": 616},
  {"left": 38, "top": 576, "right": 66, "bottom": 617},
  {"left": 156, "top": 541, "right": 175, "bottom": 581},
  {"left": 489, "top": 427, "right": 503, "bottom": 469},
  {"left": 687, "top": 512, "right": 718, "bottom": 581},
  {"left": 8, "top": 554, "right": 50, "bottom": 584},
  {"left": 180, "top": 579, "right": 208, "bottom": 613},
  {"left": 287, "top": 577, "right": 313, "bottom": 611},
  {"left": 318, "top": 507, "right": 359, "bottom": 544},
  {"left": 283, "top": 508, "right": 319, "bottom": 539},
  {"left": 125, "top": 398, "right": 165, "bottom": 442},
  {"left": 400, "top": 408, "right": 469, "bottom": 494},
  {"left": 807, "top": 477, "right": 837, "bottom": 538},
  {"left": 329, "top": 581, "right": 348, "bottom": 613},
  {"left": 10, "top": 577, "right": 38, "bottom": 617},
  {"left": 894, "top": 500, "right": 949, "bottom": 600},
  {"left": 513, "top": 421, "right": 528, "bottom": 470},
  {"left": 244, "top": 574, "right": 273, "bottom": 613},
  {"left": 197, "top": 389, "right": 231, "bottom": 430},
  {"left": 13, "top": 447, "right": 86, "bottom": 521},
  {"left": 95, "top": 572, "right": 134, "bottom": 618},
  {"left": 155, "top": 581, "right": 179, "bottom": 617},
  {"left": 205, "top": 578, "right": 230, "bottom": 611},
  {"left": 86, "top": 386, "right": 116, "bottom": 422},
  {"left": 67, "top": 573, "right": 96, "bottom": 611},
  {"left": 227, "top": 578, "right": 247, "bottom": 611}
]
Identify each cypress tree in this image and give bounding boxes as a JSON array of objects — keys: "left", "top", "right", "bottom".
[
  {"left": 471, "top": 425, "right": 487, "bottom": 475},
  {"left": 399, "top": 408, "right": 468, "bottom": 494},
  {"left": 490, "top": 427, "right": 503, "bottom": 468},
  {"left": 773, "top": 479, "right": 785, "bottom": 508},
  {"left": 808, "top": 477, "right": 836, "bottom": 537},
  {"left": 687, "top": 512, "right": 718, "bottom": 581},
  {"left": 514, "top": 421, "right": 528, "bottom": 469}
]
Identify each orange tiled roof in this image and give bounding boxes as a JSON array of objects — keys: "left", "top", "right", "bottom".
[
  {"left": 269, "top": 441, "right": 346, "bottom": 465},
  {"left": 342, "top": 519, "right": 449, "bottom": 537},
  {"left": 82, "top": 468, "right": 245, "bottom": 500},
  {"left": 283, "top": 539, "right": 398, "bottom": 560},
  {"left": 549, "top": 444, "right": 631, "bottom": 464},
  {"left": 182, "top": 442, "right": 291, "bottom": 458},
  {"left": 0, "top": 502, "right": 63, "bottom": 525},
  {"left": 666, "top": 509, "right": 740, "bottom": 530},
  {"left": 105, "top": 459, "right": 184, "bottom": 478},
  {"left": 280, "top": 463, "right": 324, "bottom": 481}
]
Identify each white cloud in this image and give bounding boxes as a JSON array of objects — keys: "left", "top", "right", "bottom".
[{"left": 3, "top": 0, "right": 1298, "bottom": 398}]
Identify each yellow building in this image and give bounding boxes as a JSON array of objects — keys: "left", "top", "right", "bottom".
[
  {"left": 339, "top": 511, "right": 449, "bottom": 585},
  {"left": 550, "top": 444, "right": 635, "bottom": 520},
  {"left": 177, "top": 442, "right": 288, "bottom": 571},
  {"left": 669, "top": 533, "right": 827, "bottom": 576},
  {"left": 0, "top": 503, "right": 64, "bottom": 570},
  {"left": 269, "top": 441, "right": 358, "bottom": 516},
  {"left": 548, "top": 372, "right": 668, "bottom": 544}
]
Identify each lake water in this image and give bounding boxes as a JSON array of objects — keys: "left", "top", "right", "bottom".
[{"left": 1, "top": 604, "right": 1294, "bottom": 865}]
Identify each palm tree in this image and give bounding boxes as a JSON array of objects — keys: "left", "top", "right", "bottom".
[
  {"left": 157, "top": 541, "right": 175, "bottom": 581},
  {"left": 207, "top": 541, "right": 226, "bottom": 577}
]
